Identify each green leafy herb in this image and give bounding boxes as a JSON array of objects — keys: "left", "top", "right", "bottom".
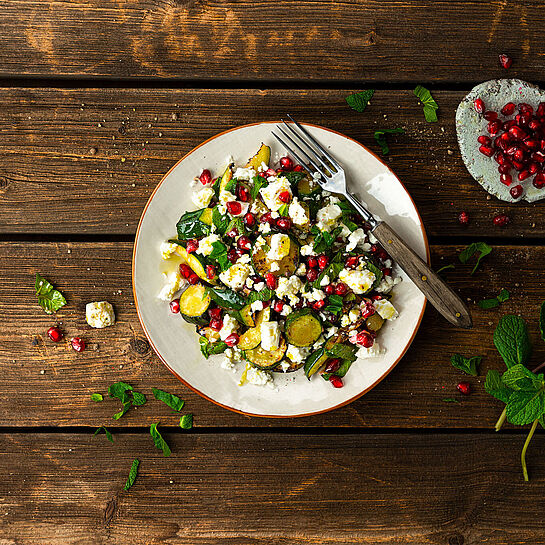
[
  {"left": 180, "top": 414, "right": 193, "bottom": 429},
  {"left": 442, "top": 398, "right": 460, "bottom": 403},
  {"left": 450, "top": 353, "right": 481, "bottom": 376},
  {"left": 199, "top": 336, "right": 228, "bottom": 359},
  {"left": 282, "top": 171, "right": 306, "bottom": 185},
  {"left": 374, "top": 128, "right": 405, "bottom": 155},
  {"left": 478, "top": 288, "right": 510, "bottom": 309},
  {"left": 493, "top": 315, "right": 531, "bottom": 369},
  {"left": 437, "top": 264, "right": 455, "bottom": 274},
  {"left": 150, "top": 422, "right": 171, "bottom": 457},
  {"left": 278, "top": 204, "right": 290, "bottom": 217},
  {"left": 152, "top": 388, "right": 185, "bottom": 412},
  {"left": 459, "top": 242, "right": 492, "bottom": 274},
  {"left": 247, "top": 287, "right": 274, "bottom": 304},
  {"left": 341, "top": 214, "right": 358, "bottom": 232},
  {"left": 327, "top": 343, "right": 358, "bottom": 363},
  {"left": 212, "top": 207, "right": 230, "bottom": 236},
  {"left": 108, "top": 381, "right": 133, "bottom": 401},
  {"left": 414, "top": 85, "right": 439, "bottom": 122},
  {"left": 209, "top": 241, "right": 231, "bottom": 272},
  {"left": 176, "top": 209, "right": 210, "bottom": 240},
  {"left": 365, "top": 261, "right": 383, "bottom": 289},
  {"left": 113, "top": 402, "right": 131, "bottom": 420},
  {"left": 312, "top": 226, "right": 342, "bottom": 254},
  {"left": 325, "top": 294, "right": 344, "bottom": 315},
  {"left": 124, "top": 458, "right": 139, "bottom": 491},
  {"left": 94, "top": 426, "right": 114, "bottom": 443},
  {"left": 34, "top": 273, "right": 67, "bottom": 314},
  {"left": 90, "top": 393, "right": 103, "bottom": 402},
  {"left": 131, "top": 391, "right": 147, "bottom": 406},
  {"left": 345, "top": 90, "right": 374, "bottom": 113},
  {"left": 206, "top": 286, "right": 247, "bottom": 310},
  {"left": 484, "top": 369, "right": 512, "bottom": 403},
  {"left": 540, "top": 302, "right": 545, "bottom": 342},
  {"left": 250, "top": 175, "right": 267, "bottom": 200},
  {"left": 313, "top": 252, "right": 344, "bottom": 288},
  {"left": 224, "top": 176, "right": 238, "bottom": 193},
  {"left": 108, "top": 382, "right": 144, "bottom": 419}
]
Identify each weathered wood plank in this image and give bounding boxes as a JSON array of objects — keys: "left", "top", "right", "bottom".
[
  {"left": 0, "top": 87, "right": 542, "bottom": 237},
  {"left": 1, "top": 432, "right": 544, "bottom": 544},
  {"left": 0, "top": 0, "right": 541, "bottom": 83},
  {"left": 2, "top": 241, "right": 543, "bottom": 428}
]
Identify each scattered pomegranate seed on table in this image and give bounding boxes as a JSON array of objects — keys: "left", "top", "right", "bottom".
[
  {"left": 47, "top": 326, "right": 63, "bottom": 342},
  {"left": 493, "top": 213, "right": 510, "bottom": 226},
  {"left": 458, "top": 211, "right": 469, "bottom": 225},
  {"left": 457, "top": 382, "right": 471, "bottom": 395},
  {"left": 499, "top": 53, "right": 513, "bottom": 69},
  {"left": 70, "top": 337, "right": 86, "bottom": 352},
  {"left": 169, "top": 299, "right": 180, "bottom": 313}
]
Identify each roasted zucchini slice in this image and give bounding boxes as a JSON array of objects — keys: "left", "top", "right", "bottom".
[
  {"left": 237, "top": 308, "right": 269, "bottom": 350},
  {"left": 239, "top": 304, "right": 255, "bottom": 327},
  {"left": 175, "top": 246, "right": 217, "bottom": 285},
  {"left": 179, "top": 284, "right": 210, "bottom": 318},
  {"left": 304, "top": 337, "right": 338, "bottom": 379},
  {"left": 244, "top": 338, "right": 287, "bottom": 369},
  {"left": 246, "top": 143, "right": 271, "bottom": 171},
  {"left": 219, "top": 163, "right": 234, "bottom": 193},
  {"left": 251, "top": 234, "right": 299, "bottom": 277},
  {"left": 199, "top": 207, "right": 214, "bottom": 226},
  {"left": 285, "top": 309, "right": 322, "bottom": 347},
  {"left": 297, "top": 176, "right": 320, "bottom": 196}
]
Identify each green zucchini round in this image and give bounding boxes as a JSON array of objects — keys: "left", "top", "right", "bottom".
[
  {"left": 251, "top": 234, "right": 299, "bottom": 277},
  {"left": 297, "top": 176, "right": 320, "bottom": 196},
  {"left": 285, "top": 309, "right": 322, "bottom": 347},
  {"left": 244, "top": 338, "right": 287, "bottom": 369},
  {"left": 179, "top": 284, "right": 210, "bottom": 318}
]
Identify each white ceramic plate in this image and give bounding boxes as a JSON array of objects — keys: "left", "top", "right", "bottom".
[{"left": 133, "top": 122, "right": 428, "bottom": 417}]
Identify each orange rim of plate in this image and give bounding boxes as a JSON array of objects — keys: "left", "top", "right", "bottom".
[{"left": 132, "top": 121, "right": 430, "bottom": 418}]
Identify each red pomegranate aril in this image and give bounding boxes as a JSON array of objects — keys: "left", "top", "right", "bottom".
[
  {"left": 260, "top": 212, "right": 274, "bottom": 225},
  {"left": 382, "top": 267, "right": 392, "bottom": 276},
  {"left": 276, "top": 217, "right": 292, "bottom": 231},
  {"left": 206, "top": 265, "right": 216, "bottom": 279},
  {"left": 524, "top": 138, "right": 539, "bottom": 150},
  {"left": 199, "top": 169, "right": 212, "bottom": 185},
  {"left": 457, "top": 381, "right": 471, "bottom": 395},
  {"left": 329, "top": 375, "right": 343, "bottom": 388},
  {"left": 517, "top": 112, "right": 531, "bottom": 127},
  {"left": 209, "top": 307, "right": 222, "bottom": 319},
  {"left": 501, "top": 102, "right": 516, "bottom": 116},
  {"left": 499, "top": 53, "right": 513, "bottom": 69},
  {"left": 227, "top": 228, "right": 239, "bottom": 239},
  {"left": 483, "top": 110, "right": 498, "bottom": 121},
  {"left": 356, "top": 331, "right": 374, "bottom": 348},
  {"left": 512, "top": 160, "right": 525, "bottom": 171},
  {"left": 169, "top": 299, "right": 180, "bottom": 313},
  {"left": 479, "top": 145, "right": 494, "bottom": 157},
  {"left": 335, "top": 282, "right": 348, "bottom": 296},
  {"left": 209, "top": 317, "right": 222, "bottom": 331},
  {"left": 458, "top": 211, "right": 469, "bottom": 225},
  {"left": 264, "top": 168, "right": 277, "bottom": 177},
  {"left": 280, "top": 156, "right": 294, "bottom": 171},
  {"left": 477, "top": 135, "right": 491, "bottom": 145},
  {"left": 509, "top": 126, "right": 527, "bottom": 140},
  {"left": 186, "top": 239, "right": 199, "bottom": 254},
  {"left": 528, "top": 119, "right": 541, "bottom": 132},
  {"left": 237, "top": 236, "right": 251, "bottom": 251},
  {"left": 529, "top": 162, "right": 540, "bottom": 175},
  {"left": 318, "top": 255, "right": 329, "bottom": 270},
  {"left": 71, "top": 337, "right": 85, "bottom": 352},
  {"left": 227, "top": 248, "right": 238, "bottom": 263},
  {"left": 518, "top": 102, "right": 533, "bottom": 114},
  {"left": 224, "top": 333, "right": 240, "bottom": 347},
  {"left": 243, "top": 212, "right": 255, "bottom": 227},
  {"left": 503, "top": 119, "right": 516, "bottom": 131},
  {"left": 360, "top": 302, "right": 376, "bottom": 319},
  {"left": 500, "top": 173, "right": 513, "bottom": 186},
  {"left": 498, "top": 164, "right": 511, "bottom": 174},
  {"left": 537, "top": 103, "right": 545, "bottom": 117},
  {"left": 306, "top": 268, "right": 318, "bottom": 282},
  {"left": 518, "top": 169, "right": 531, "bottom": 181},
  {"left": 179, "top": 264, "right": 192, "bottom": 279},
  {"left": 473, "top": 98, "right": 485, "bottom": 114},
  {"left": 532, "top": 151, "right": 545, "bottom": 163},
  {"left": 273, "top": 300, "right": 284, "bottom": 313},
  {"left": 307, "top": 256, "right": 318, "bottom": 268},
  {"left": 324, "top": 284, "right": 335, "bottom": 295},
  {"left": 493, "top": 152, "right": 505, "bottom": 164},
  {"left": 378, "top": 249, "right": 389, "bottom": 261},
  {"left": 278, "top": 190, "right": 291, "bottom": 203},
  {"left": 533, "top": 172, "right": 545, "bottom": 188},
  {"left": 487, "top": 120, "right": 502, "bottom": 135},
  {"left": 188, "top": 273, "right": 199, "bottom": 285},
  {"left": 506, "top": 145, "right": 518, "bottom": 156},
  {"left": 47, "top": 326, "right": 63, "bottom": 342},
  {"left": 325, "top": 358, "right": 342, "bottom": 373},
  {"left": 513, "top": 149, "right": 525, "bottom": 162},
  {"left": 345, "top": 256, "right": 359, "bottom": 268},
  {"left": 293, "top": 164, "right": 304, "bottom": 172},
  {"left": 265, "top": 273, "right": 278, "bottom": 290},
  {"left": 313, "top": 300, "right": 326, "bottom": 311},
  {"left": 509, "top": 184, "right": 523, "bottom": 199},
  {"left": 236, "top": 184, "right": 250, "bottom": 202},
  {"left": 226, "top": 201, "right": 242, "bottom": 215},
  {"left": 493, "top": 214, "right": 510, "bottom": 227}
]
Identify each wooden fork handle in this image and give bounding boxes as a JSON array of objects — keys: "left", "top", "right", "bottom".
[{"left": 371, "top": 221, "right": 472, "bottom": 329}]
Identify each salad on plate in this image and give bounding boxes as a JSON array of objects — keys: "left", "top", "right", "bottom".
[{"left": 158, "top": 144, "right": 401, "bottom": 389}]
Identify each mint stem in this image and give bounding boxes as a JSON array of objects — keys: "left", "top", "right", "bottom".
[
  {"left": 521, "top": 419, "right": 539, "bottom": 482},
  {"left": 495, "top": 407, "right": 507, "bottom": 432},
  {"left": 532, "top": 361, "right": 545, "bottom": 374}
]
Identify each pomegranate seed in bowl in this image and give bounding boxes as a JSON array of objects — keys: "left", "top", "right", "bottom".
[
  {"left": 479, "top": 145, "right": 494, "bottom": 157},
  {"left": 473, "top": 98, "right": 485, "bottom": 114},
  {"left": 477, "top": 135, "right": 491, "bottom": 145},
  {"left": 325, "top": 358, "right": 342, "bottom": 373},
  {"left": 306, "top": 268, "right": 318, "bottom": 282},
  {"left": 483, "top": 111, "right": 497, "bottom": 121},
  {"left": 509, "top": 185, "right": 523, "bottom": 199},
  {"left": 501, "top": 102, "right": 516, "bottom": 116}
]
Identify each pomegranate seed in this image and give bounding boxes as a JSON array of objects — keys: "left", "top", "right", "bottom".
[
  {"left": 226, "top": 201, "right": 242, "bottom": 215},
  {"left": 227, "top": 248, "right": 238, "bottom": 263},
  {"left": 483, "top": 110, "right": 498, "bottom": 121},
  {"left": 524, "top": 138, "right": 539, "bottom": 150},
  {"left": 273, "top": 300, "right": 284, "bottom": 313},
  {"left": 529, "top": 162, "right": 540, "bottom": 175},
  {"left": 324, "top": 285, "right": 335, "bottom": 295},
  {"left": 224, "top": 333, "right": 240, "bottom": 347},
  {"left": 265, "top": 273, "right": 277, "bottom": 290},
  {"left": 293, "top": 164, "right": 304, "bottom": 172},
  {"left": 188, "top": 273, "right": 199, "bottom": 285},
  {"left": 487, "top": 120, "right": 502, "bottom": 135},
  {"left": 243, "top": 212, "right": 255, "bottom": 227},
  {"left": 361, "top": 302, "right": 376, "bottom": 318},
  {"left": 227, "top": 227, "right": 239, "bottom": 238},
  {"left": 512, "top": 160, "right": 524, "bottom": 171},
  {"left": 378, "top": 249, "right": 389, "bottom": 261},
  {"left": 493, "top": 214, "right": 510, "bottom": 226},
  {"left": 199, "top": 169, "right": 212, "bottom": 185},
  {"left": 209, "top": 317, "right": 222, "bottom": 331},
  {"left": 473, "top": 98, "right": 485, "bottom": 114},
  {"left": 501, "top": 102, "right": 516, "bottom": 116},
  {"left": 517, "top": 112, "right": 531, "bottom": 127},
  {"left": 186, "top": 239, "right": 199, "bottom": 254},
  {"left": 532, "top": 151, "right": 545, "bottom": 163},
  {"left": 494, "top": 152, "right": 505, "bottom": 164},
  {"left": 518, "top": 169, "right": 531, "bottom": 181},
  {"left": 325, "top": 358, "right": 342, "bottom": 373},
  {"left": 237, "top": 236, "right": 251, "bottom": 251},
  {"left": 280, "top": 156, "right": 294, "bottom": 171},
  {"left": 313, "top": 300, "right": 325, "bottom": 311},
  {"left": 335, "top": 282, "right": 348, "bottom": 295},
  {"left": 71, "top": 337, "right": 85, "bottom": 352},
  {"left": 506, "top": 145, "right": 518, "bottom": 156},
  {"left": 498, "top": 164, "right": 511, "bottom": 174},
  {"left": 500, "top": 173, "right": 513, "bottom": 186},
  {"left": 47, "top": 326, "right": 63, "bottom": 343},
  {"left": 382, "top": 267, "right": 392, "bottom": 276},
  {"left": 509, "top": 126, "right": 527, "bottom": 140},
  {"left": 345, "top": 256, "right": 359, "bottom": 268},
  {"left": 458, "top": 211, "right": 469, "bottom": 225},
  {"left": 306, "top": 268, "right": 318, "bottom": 282},
  {"left": 209, "top": 307, "right": 222, "bottom": 319},
  {"left": 260, "top": 212, "right": 273, "bottom": 224},
  {"left": 499, "top": 53, "right": 513, "bottom": 69},
  {"left": 356, "top": 331, "right": 374, "bottom": 348},
  {"left": 533, "top": 172, "right": 545, "bottom": 188},
  {"left": 457, "top": 381, "right": 471, "bottom": 395},
  {"left": 514, "top": 149, "right": 525, "bottom": 163},
  {"left": 169, "top": 299, "right": 180, "bottom": 313},
  {"left": 307, "top": 257, "right": 318, "bottom": 268},
  {"left": 264, "top": 168, "right": 277, "bottom": 177},
  {"left": 518, "top": 102, "right": 533, "bottom": 114},
  {"left": 329, "top": 375, "right": 343, "bottom": 388},
  {"left": 477, "top": 135, "right": 491, "bottom": 145},
  {"left": 509, "top": 184, "right": 523, "bottom": 199},
  {"left": 236, "top": 184, "right": 250, "bottom": 202},
  {"left": 276, "top": 217, "right": 292, "bottom": 231},
  {"left": 179, "top": 264, "right": 192, "bottom": 279},
  {"left": 479, "top": 145, "right": 494, "bottom": 157},
  {"left": 503, "top": 119, "right": 516, "bottom": 131},
  {"left": 528, "top": 119, "right": 541, "bottom": 132},
  {"left": 318, "top": 255, "right": 329, "bottom": 270},
  {"left": 278, "top": 190, "right": 291, "bottom": 203},
  {"left": 206, "top": 265, "right": 216, "bottom": 279}
]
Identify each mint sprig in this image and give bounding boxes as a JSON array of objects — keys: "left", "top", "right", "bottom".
[
  {"left": 35, "top": 273, "right": 67, "bottom": 314},
  {"left": 478, "top": 288, "right": 510, "bottom": 309},
  {"left": 493, "top": 315, "right": 531, "bottom": 369},
  {"left": 451, "top": 354, "right": 482, "bottom": 376},
  {"left": 94, "top": 426, "right": 114, "bottom": 443},
  {"left": 345, "top": 90, "right": 374, "bottom": 113},
  {"left": 414, "top": 85, "right": 438, "bottom": 122},
  {"left": 209, "top": 241, "right": 231, "bottom": 272},
  {"left": 374, "top": 128, "right": 405, "bottom": 155},
  {"left": 459, "top": 242, "right": 492, "bottom": 275}
]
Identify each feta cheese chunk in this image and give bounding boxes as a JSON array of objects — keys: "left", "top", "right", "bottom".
[
  {"left": 160, "top": 241, "right": 178, "bottom": 260},
  {"left": 375, "top": 274, "right": 402, "bottom": 294},
  {"left": 245, "top": 365, "right": 274, "bottom": 387},
  {"left": 346, "top": 228, "right": 367, "bottom": 252},
  {"left": 300, "top": 244, "right": 316, "bottom": 256},
  {"left": 250, "top": 300, "right": 264, "bottom": 312},
  {"left": 260, "top": 321, "right": 280, "bottom": 351},
  {"left": 286, "top": 344, "right": 310, "bottom": 364},
  {"left": 276, "top": 275, "right": 303, "bottom": 305},
  {"left": 267, "top": 233, "right": 290, "bottom": 261},
  {"left": 219, "top": 263, "right": 251, "bottom": 290},
  {"left": 196, "top": 234, "right": 221, "bottom": 257},
  {"left": 374, "top": 299, "right": 399, "bottom": 320},
  {"left": 86, "top": 301, "right": 116, "bottom": 328},
  {"left": 288, "top": 197, "right": 309, "bottom": 226},
  {"left": 338, "top": 268, "right": 375, "bottom": 295},
  {"left": 357, "top": 341, "right": 384, "bottom": 359},
  {"left": 259, "top": 177, "right": 292, "bottom": 211},
  {"left": 157, "top": 271, "right": 185, "bottom": 301},
  {"left": 233, "top": 166, "right": 256, "bottom": 180},
  {"left": 316, "top": 204, "right": 342, "bottom": 231},
  {"left": 191, "top": 187, "right": 214, "bottom": 208},
  {"left": 219, "top": 314, "right": 239, "bottom": 341}
]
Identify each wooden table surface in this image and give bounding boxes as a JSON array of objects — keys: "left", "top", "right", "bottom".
[{"left": 3, "top": 2, "right": 545, "bottom": 544}]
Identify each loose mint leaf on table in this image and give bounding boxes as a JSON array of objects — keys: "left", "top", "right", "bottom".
[
  {"left": 150, "top": 423, "right": 171, "bottom": 457},
  {"left": 94, "top": 426, "right": 114, "bottom": 443},
  {"left": 493, "top": 315, "right": 532, "bottom": 368},
  {"left": 437, "top": 264, "right": 455, "bottom": 274},
  {"left": 345, "top": 90, "right": 374, "bottom": 113},
  {"left": 540, "top": 301, "right": 545, "bottom": 342},
  {"left": 451, "top": 354, "right": 482, "bottom": 376},
  {"left": 459, "top": 242, "right": 492, "bottom": 274},
  {"left": 131, "top": 391, "right": 147, "bottom": 406},
  {"left": 478, "top": 288, "right": 510, "bottom": 309},
  {"left": 90, "top": 393, "right": 103, "bottom": 402},
  {"left": 414, "top": 85, "right": 439, "bottom": 122},
  {"left": 113, "top": 402, "right": 131, "bottom": 421},
  {"left": 35, "top": 273, "right": 67, "bottom": 314},
  {"left": 108, "top": 381, "right": 133, "bottom": 400},
  {"left": 180, "top": 414, "right": 193, "bottom": 429},
  {"left": 484, "top": 369, "right": 511, "bottom": 403},
  {"left": 374, "top": 128, "right": 405, "bottom": 155},
  {"left": 442, "top": 398, "right": 460, "bottom": 403},
  {"left": 152, "top": 388, "right": 185, "bottom": 412},
  {"left": 124, "top": 459, "right": 140, "bottom": 491}
]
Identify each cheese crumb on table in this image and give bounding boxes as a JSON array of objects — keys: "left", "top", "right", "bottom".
[{"left": 86, "top": 301, "right": 116, "bottom": 328}]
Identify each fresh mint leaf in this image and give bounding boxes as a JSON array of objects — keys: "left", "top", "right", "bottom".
[
  {"left": 313, "top": 226, "right": 342, "bottom": 254},
  {"left": 493, "top": 315, "right": 532, "bottom": 369},
  {"left": 341, "top": 214, "right": 358, "bottom": 232},
  {"left": 345, "top": 90, "right": 374, "bottom": 113},
  {"left": 365, "top": 261, "right": 383, "bottom": 289},
  {"left": 414, "top": 85, "right": 439, "bottom": 122},
  {"left": 124, "top": 458, "right": 139, "bottom": 491},
  {"left": 502, "top": 364, "right": 543, "bottom": 392},
  {"left": 247, "top": 287, "right": 274, "bottom": 304},
  {"left": 224, "top": 177, "right": 238, "bottom": 193},
  {"left": 209, "top": 241, "right": 231, "bottom": 272},
  {"left": 212, "top": 207, "right": 230, "bottom": 236},
  {"left": 459, "top": 242, "right": 492, "bottom": 274},
  {"left": 478, "top": 288, "right": 510, "bottom": 309},
  {"left": 206, "top": 286, "right": 247, "bottom": 310},
  {"left": 506, "top": 389, "right": 545, "bottom": 426},
  {"left": 327, "top": 343, "right": 358, "bottom": 363},
  {"left": 485, "top": 369, "right": 511, "bottom": 403},
  {"left": 150, "top": 423, "right": 171, "bottom": 457},
  {"left": 540, "top": 301, "right": 545, "bottom": 342},
  {"left": 278, "top": 204, "right": 290, "bottom": 217},
  {"left": 313, "top": 252, "right": 343, "bottom": 288},
  {"left": 442, "top": 398, "right": 460, "bottom": 403},
  {"left": 437, "top": 264, "right": 455, "bottom": 274},
  {"left": 35, "top": 273, "right": 67, "bottom": 314},
  {"left": 180, "top": 414, "right": 193, "bottom": 429},
  {"left": 94, "top": 426, "right": 114, "bottom": 443},
  {"left": 90, "top": 393, "right": 103, "bottom": 402},
  {"left": 325, "top": 294, "right": 344, "bottom": 315},
  {"left": 250, "top": 176, "right": 267, "bottom": 200},
  {"left": 176, "top": 209, "right": 210, "bottom": 240},
  {"left": 131, "top": 391, "right": 147, "bottom": 406},
  {"left": 451, "top": 354, "right": 481, "bottom": 376},
  {"left": 113, "top": 401, "right": 131, "bottom": 420},
  {"left": 282, "top": 171, "right": 306, "bottom": 185},
  {"left": 108, "top": 381, "right": 133, "bottom": 400},
  {"left": 374, "top": 128, "right": 405, "bottom": 155},
  {"left": 152, "top": 388, "right": 185, "bottom": 412},
  {"left": 199, "top": 336, "right": 228, "bottom": 359}
]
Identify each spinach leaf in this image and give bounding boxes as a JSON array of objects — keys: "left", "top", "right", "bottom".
[
  {"left": 451, "top": 354, "right": 482, "bottom": 376},
  {"left": 199, "top": 336, "right": 228, "bottom": 359},
  {"left": 35, "top": 273, "right": 67, "bottom": 314},
  {"left": 176, "top": 209, "right": 210, "bottom": 240},
  {"left": 124, "top": 459, "right": 140, "bottom": 491},
  {"left": 131, "top": 391, "right": 147, "bottom": 406},
  {"left": 493, "top": 315, "right": 532, "bottom": 369},
  {"left": 207, "top": 287, "right": 247, "bottom": 310},
  {"left": 150, "top": 423, "right": 171, "bottom": 457},
  {"left": 152, "top": 388, "right": 185, "bottom": 412}
]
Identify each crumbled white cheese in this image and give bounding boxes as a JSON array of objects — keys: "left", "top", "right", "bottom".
[
  {"left": 346, "top": 228, "right": 367, "bottom": 252},
  {"left": 236, "top": 252, "right": 251, "bottom": 265},
  {"left": 313, "top": 335, "right": 325, "bottom": 348},
  {"left": 219, "top": 190, "right": 237, "bottom": 205},
  {"left": 338, "top": 268, "right": 375, "bottom": 294},
  {"left": 233, "top": 166, "right": 256, "bottom": 180},
  {"left": 259, "top": 223, "right": 272, "bottom": 234},
  {"left": 219, "top": 314, "right": 239, "bottom": 340},
  {"left": 245, "top": 277, "right": 255, "bottom": 288},
  {"left": 288, "top": 197, "right": 309, "bottom": 226},
  {"left": 250, "top": 300, "right": 264, "bottom": 312},
  {"left": 340, "top": 314, "right": 350, "bottom": 327},
  {"left": 191, "top": 187, "right": 214, "bottom": 208},
  {"left": 280, "top": 304, "right": 293, "bottom": 316},
  {"left": 276, "top": 275, "right": 303, "bottom": 305},
  {"left": 286, "top": 344, "right": 310, "bottom": 364},
  {"left": 260, "top": 321, "right": 280, "bottom": 351},
  {"left": 357, "top": 341, "right": 384, "bottom": 359},
  {"left": 349, "top": 308, "right": 360, "bottom": 322},
  {"left": 279, "top": 361, "right": 291, "bottom": 372},
  {"left": 326, "top": 326, "right": 338, "bottom": 338},
  {"left": 157, "top": 271, "right": 185, "bottom": 301},
  {"left": 250, "top": 200, "right": 268, "bottom": 215},
  {"left": 375, "top": 275, "right": 402, "bottom": 294},
  {"left": 86, "top": 301, "right": 116, "bottom": 328},
  {"left": 320, "top": 275, "right": 330, "bottom": 287},
  {"left": 254, "top": 282, "right": 265, "bottom": 291},
  {"left": 160, "top": 241, "right": 178, "bottom": 260},
  {"left": 270, "top": 262, "right": 280, "bottom": 272},
  {"left": 245, "top": 365, "right": 274, "bottom": 387},
  {"left": 219, "top": 263, "right": 251, "bottom": 290},
  {"left": 374, "top": 299, "right": 399, "bottom": 320},
  {"left": 260, "top": 177, "right": 292, "bottom": 211},
  {"left": 267, "top": 233, "right": 290, "bottom": 261},
  {"left": 316, "top": 204, "right": 342, "bottom": 231},
  {"left": 302, "top": 288, "right": 326, "bottom": 302},
  {"left": 300, "top": 244, "right": 316, "bottom": 256},
  {"left": 196, "top": 234, "right": 221, "bottom": 257},
  {"left": 254, "top": 236, "right": 266, "bottom": 248},
  {"left": 296, "top": 263, "right": 307, "bottom": 276}
]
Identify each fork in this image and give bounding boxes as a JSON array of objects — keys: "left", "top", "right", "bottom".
[{"left": 272, "top": 116, "right": 472, "bottom": 329}]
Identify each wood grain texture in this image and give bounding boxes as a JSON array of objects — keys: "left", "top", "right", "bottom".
[
  {"left": 3, "top": 240, "right": 544, "bottom": 428},
  {"left": 1, "top": 432, "right": 545, "bottom": 544},
  {"left": 0, "top": 87, "right": 542, "bottom": 237},
  {"left": 0, "top": 0, "right": 543, "bottom": 83}
]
